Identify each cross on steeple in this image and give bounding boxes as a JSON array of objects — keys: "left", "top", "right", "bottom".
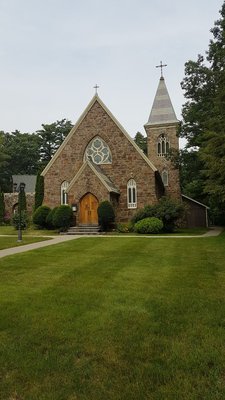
[
  {"left": 156, "top": 61, "right": 167, "bottom": 78},
  {"left": 94, "top": 84, "right": 99, "bottom": 95}
]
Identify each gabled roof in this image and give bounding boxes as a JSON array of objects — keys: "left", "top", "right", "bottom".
[
  {"left": 67, "top": 160, "right": 120, "bottom": 194},
  {"left": 12, "top": 175, "right": 36, "bottom": 193},
  {"left": 41, "top": 94, "right": 157, "bottom": 176},
  {"left": 145, "top": 77, "right": 179, "bottom": 126},
  {"left": 182, "top": 194, "right": 209, "bottom": 209}
]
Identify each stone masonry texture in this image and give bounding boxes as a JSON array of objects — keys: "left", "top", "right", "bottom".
[{"left": 43, "top": 99, "right": 179, "bottom": 224}]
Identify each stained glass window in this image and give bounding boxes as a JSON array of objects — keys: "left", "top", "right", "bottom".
[{"left": 85, "top": 137, "right": 112, "bottom": 164}]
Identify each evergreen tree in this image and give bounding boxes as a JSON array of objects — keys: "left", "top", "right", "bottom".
[
  {"left": 19, "top": 186, "right": 27, "bottom": 211},
  {"left": 34, "top": 172, "right": 44, "bottom": 210},
  {"left": 180, "top": 2, "right": 225, "bottom": 222},
  {"left": 0, "top": 132, "right": 10, "bottom": 192},
  {"left": 0, "top": 192, "right": 5, "bottom": 224},
  {"left": 37, "top": 119, "right": 73, "bottom": 167},
  {"left": 134, "top": 132, "right": 147, "bottom": 155}
]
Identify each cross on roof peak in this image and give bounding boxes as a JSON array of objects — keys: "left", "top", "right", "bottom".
[
  {"left": 94, "top": 84, "right": 99, "bottom": 95},
  {"left": 156, "top": 61, "right": 167, "bottom": 78}
]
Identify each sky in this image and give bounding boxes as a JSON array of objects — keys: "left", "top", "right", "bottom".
[{"left": 0, "top": 0, "right": 223, "bottom": 146}]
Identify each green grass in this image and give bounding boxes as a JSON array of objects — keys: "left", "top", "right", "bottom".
[
  {"left": 0, "top": 236, "right": 50, "bottom": 250},
  {"left": 0, "top": 233, "right": 225, "bottom": 399},
  {"left": 109, "top": 227, "right": 209, "bottom": 236},
  {"left": 0, "top": 225, "right": 58, "bottom": 236}
]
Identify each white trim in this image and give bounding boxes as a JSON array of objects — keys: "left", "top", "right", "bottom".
[
  {"left": 182, "top": 194, "right": 209, "bottom": 228},
  {"left": 66, "top": 160, "right": 120, "bottom": 194},
  {"left": 41, "top": 95, "right": 157, "bottom": 177},
  {"left": 127, "top": 179, "right": 137, "bottom": 209},
  {"left": 181, "top": 194, "right": 209, "bottom": 209},
  {"left": 61, "top": 181, "right": 69, "bottom": 205}
]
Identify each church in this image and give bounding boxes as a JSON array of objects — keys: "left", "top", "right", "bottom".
[{"left": 41, "top": 76, "right": 208, "bottom": 228}]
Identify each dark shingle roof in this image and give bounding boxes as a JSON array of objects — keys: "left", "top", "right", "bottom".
[{"left": 12, "top": 175, "right": 36, "bottom": 193}]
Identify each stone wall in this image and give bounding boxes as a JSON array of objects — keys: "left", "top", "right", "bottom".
[
  {"left": 4, "top": 193, "right": 35, "bottom": 218},
  {"left": 145, "top": 123, "right": 181, "bottom": 199},
  {"left": 43, "top": 99, "right": 160, "bottom": 223}
]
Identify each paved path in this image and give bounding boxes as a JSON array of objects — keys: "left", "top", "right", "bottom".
[
  {"left": 0, "top": 227, "right": 223, "bottom": 259},
  {"left": 0, "top": 235, "right": 81, "bottom": 259}
]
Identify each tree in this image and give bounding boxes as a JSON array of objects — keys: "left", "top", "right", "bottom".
[
  {"left": 34, "top": 172, "right": 44, "bottom": 210},
  {"left": 3, "top": 130, "right": 40, "bottom": 174},
  {"left": 0, "top": 131, "right": 10, "bottom": 192},
  {"left": 19, "top": 186, "right": 27, "bottom": 212},
  {"left": 0, "top": 192, "right": 5, "bottom": 224},
  {"left": 180, "top": 2, "right": 225, "bottom": 222},
  {"left": 37, "top": 119, "right": 73, "bottom": 167},
  {"left": 167, "top": 148, "right": 205, "bottom": 202},
  {"left": 134, "top": 132, "right": 147, "bottom": 155},
  {"left": 1, "top": 130, "right": 40, "bottom": 191}
]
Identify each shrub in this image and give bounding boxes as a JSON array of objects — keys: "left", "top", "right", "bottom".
[
  {"left": 12, "top": 211, "right": 29, "bottom": 230},
  {"left": 3, "top": 212, "right": 11, "bottom": 225},
  {"left": 46, "top": 207, "right": 58, "bottom": 229},
  {"left": 52, "top": 205, "right": 73, "bottom": 231},
  {"left": 134, "top": 217, "right": 163, "bottom": 234},
  {"left": 116, "top": 222, "right": 133, "bottom": 233},
  {"left": 153, "top": 196, "right": 185, "bottom": 232},
  {"left": 131, "top": 205, "right": 154, "bottom": 225},
  {"left": 97, "top": 201, "right": 115, "bottom": 231},
  {"left": 132, "top": 196, "right": 185, "bottom": 232},
  {"left": 33, "top": 205, "right": 51, "bottom": 228}
]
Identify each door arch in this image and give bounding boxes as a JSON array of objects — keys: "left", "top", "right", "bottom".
[{"left": 79, "top": 193, "right": 99, "bottom": 225}]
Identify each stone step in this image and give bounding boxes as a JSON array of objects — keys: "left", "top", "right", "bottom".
[
  {"left": 62, "top": 225, "right": 102, "bottom": 235},
  {"left": 68, "top": 226, "right": 100, "bottom": 231}
]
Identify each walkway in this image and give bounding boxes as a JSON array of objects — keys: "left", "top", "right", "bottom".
[
  {"left": 0, "top": 227, "right": 223, "bottom": 259},
  {"left": 0, "top": 235, "right": 81, "bottom": 259}
]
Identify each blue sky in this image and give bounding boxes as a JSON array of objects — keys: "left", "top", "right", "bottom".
[{"left": 0, "top": 0, "right": 223, "bottom": 144}]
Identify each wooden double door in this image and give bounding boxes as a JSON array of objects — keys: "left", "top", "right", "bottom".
[{"left": 79, "top": 193, "right": 99, "bottom": 225}]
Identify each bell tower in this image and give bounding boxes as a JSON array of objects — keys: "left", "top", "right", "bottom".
[{"left": 144, "top": 73, "right": 180, "bottom": 199}]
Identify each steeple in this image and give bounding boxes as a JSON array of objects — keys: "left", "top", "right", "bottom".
[
  {"left": 144, "top": 75, "right": 181, "bottom": 200},
  {"left": 146, "top": 77, "right": 179, "bottom": 126}
]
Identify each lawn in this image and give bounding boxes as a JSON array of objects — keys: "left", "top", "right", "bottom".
[
  {"left": 107, "top": 227, "right": 208, "bottom": 236},
  {"left": 0, "top": 225, "right": 58, "bottom": 236},
  {"left": 0, "top": 236, "right": 50, "bottom": 250},
  {"left": 0, "top": 233, "right": 225, "bottom": 399}
]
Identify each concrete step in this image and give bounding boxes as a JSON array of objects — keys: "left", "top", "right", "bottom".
[{"left": 62, "top": 225, "right": 102, "bottom": 235}]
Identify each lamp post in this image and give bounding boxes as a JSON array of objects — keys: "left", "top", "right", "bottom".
[{"left": 17, "top": 182, "right": 26, "bottom": 242}]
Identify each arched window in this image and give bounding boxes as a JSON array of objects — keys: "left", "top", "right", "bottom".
[
  {"left": 157, "top": 134, "right": 170, "bottom": 156},
  {"left": 84, "top": 136, "right": 112, "bottom": 165},
  {"left": 61, "top": 181, "right": 69, "bottom": 205},
  {"left": 127, "top": 179, "right": 137, "bottom": 209},
  {"left": 162, "top": 170, "right": 168, "bottom": 186}
]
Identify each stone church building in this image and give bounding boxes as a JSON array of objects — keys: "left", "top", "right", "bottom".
[{"left": 41, "top": 76, "right": 188, "bottom": 226}]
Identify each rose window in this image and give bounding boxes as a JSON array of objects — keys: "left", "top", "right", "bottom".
[{"left": 85, "top": 137, "right": 112, "bottom": 164}]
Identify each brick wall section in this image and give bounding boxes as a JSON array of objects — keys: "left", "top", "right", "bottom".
[
  {"left": 4, "top": 193, "right": 35, "bottom": 217},
  {"left": 43, "top": 100, "right": 160, "bottom": 223},
  {"left": 145, "top": 123, "right": 181, "bottom": 199}
]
